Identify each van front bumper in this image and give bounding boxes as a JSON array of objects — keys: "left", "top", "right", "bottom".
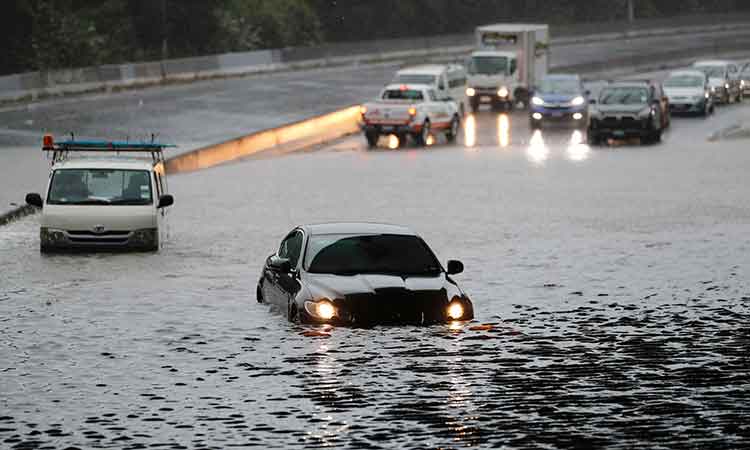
[{"left": 40, "top": 227, "right": 158, "bottom": 252}]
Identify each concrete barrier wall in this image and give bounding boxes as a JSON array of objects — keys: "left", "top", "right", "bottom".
[
  {"left": 3, "top": 16, "right": 750, "bottom": 104},
  {"left": 165, "top": 106, "right": 361, "bottom": 174}
]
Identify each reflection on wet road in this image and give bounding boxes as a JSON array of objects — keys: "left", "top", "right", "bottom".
[{"left": 2, "top": 105, "right": 750, "bottom": 448}]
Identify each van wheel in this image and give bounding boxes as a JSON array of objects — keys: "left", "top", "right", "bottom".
[
  {"left": 256, "top": 285, "right": 264, "bottom": 304},
  {"left": 414, "top": 121, "right": 430, "bottom": 146},
  {"left": 446, "top": 115, "right": 460, "bottom": 142},
  {"left": 365, "top": 131, "right": 379, "bottom": 148}
]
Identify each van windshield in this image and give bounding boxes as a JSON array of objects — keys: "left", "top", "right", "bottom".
[
  {"left": 468, "top": 56, "right": 508, "bottom": 75},
  {"left": 394, "top": 74, "right": 437, "bottom": 85},
  {"left": 47, "top": 169, "right": 153, "bottom": 205}
]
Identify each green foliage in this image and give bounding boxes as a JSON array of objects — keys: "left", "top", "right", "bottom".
[{"left": 1, "top": 0, "right": 748, "bottom": 75}]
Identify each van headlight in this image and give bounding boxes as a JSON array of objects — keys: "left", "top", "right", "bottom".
[
  {"left": 131, "top": 228, "right": 157, "bottom": 245},
  {"left": 305, "top": 299, "right": 337, "bottom": 320},
  {"left": 571, "top": 96, "right": 585, "bottom": 106},
  {"left": 531, "top": 96, "right": 544, "bottom": 106},
  {"left": 40, "top": 227, "right": 66, "bottom": 244},
  {"left": 497, "top": 87, "right": 509, "bottom": 98}
]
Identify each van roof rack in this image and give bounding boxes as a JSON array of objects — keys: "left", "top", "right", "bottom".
[{"left": 42, "top": 134, "right": 176, "bottom": 165}]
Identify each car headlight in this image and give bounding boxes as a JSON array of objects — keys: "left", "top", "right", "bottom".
[
  {"left": 466, "top": 87, "right": 476, "bottom": 97},
  {"left": 725, "top": 83, "right": 730, "bottom": 90},
  {"left": 711, "top": 86, "right": 716, "bottom": 92},
  {"left": 447, "top": 301, "right": 465, "bottom": 320},
  {"left": 742, "top": 80, "right": 746, "bottom": 87},
  {"left": 497, "top": 87, "right": 509, "bottom": 98},
  {"left": 704, "top": 92, "right": 710, "bottom": 99},
  {"left": 571, "top": 96, "right": 585, "bottom": 106},
  {"left": 637, "top": 106, "right": 654, "bottom": 118},
  {"left": 531, "top": 96, "right": 544, "bottom": 106},
  {"left": 304, "top": 299, "right": 337, "bottom": 320}
]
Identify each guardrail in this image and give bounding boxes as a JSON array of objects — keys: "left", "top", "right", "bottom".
[{"left": 2, "top": 15, "right": 750, "bottom": 105}]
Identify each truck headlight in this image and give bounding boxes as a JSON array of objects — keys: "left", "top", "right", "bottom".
[
  {"left": 304, "top": 299, "right": 337, "bottom": 320},
  {"left": 531, "top": 96, "right": 544, "bottom": 106},
  {"left": 466, "top": 87, "right": 476, "bottom": 97},
  {"left": 571, "top": 96, "right": 585, "bottom": 106},
  {"left": 498, "top": 87, "right": 509, "bottom": 98}
]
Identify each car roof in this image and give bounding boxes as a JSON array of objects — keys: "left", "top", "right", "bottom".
[
  {"left": 542, "top": 74, "right": 580, "bottom": 81},
  {"left": 51, "top": 157, "right": 157, "bottom": 171},
  {"left": 477, "top": 24, "right": 548, "bottom": 33},
  {"left": 693, "top": 60, "right": 732, "bottom": 66},
  {"left": 397, "top": 65, "right": 450, "bottom": 76},
  {"left": 668, "top": 70, "right": 706, "bottom": 77},
  {"left": 302, "top": 222, "right": 416, "bottom": 236},
  {"left": 383, "top": 83, "right": 431, "bottom": 92},
  {"left": 471, "top": 50, "right": 516, "bottom": 58}
]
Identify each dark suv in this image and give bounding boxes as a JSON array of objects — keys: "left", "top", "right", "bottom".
[{"left": 588, "top": 81, "right": 670, "bottom": 145}]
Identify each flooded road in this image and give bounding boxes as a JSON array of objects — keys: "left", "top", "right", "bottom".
[{"left": 2, "top": 105, "right": 750, "bottom": 448}]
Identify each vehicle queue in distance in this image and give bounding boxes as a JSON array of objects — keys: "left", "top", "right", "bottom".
[{"left": 358, "top": 23, "right": 747, "bottom": 149}]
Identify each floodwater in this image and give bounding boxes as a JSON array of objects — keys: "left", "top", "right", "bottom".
[{"left": 2, "top": 106, "right": 750, "bottom": 449}]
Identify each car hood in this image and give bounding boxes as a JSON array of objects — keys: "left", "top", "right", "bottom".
[
  {"left": 593, "top": 104, "right": 648, "bottom": 115},
  {"left": 41, "top": 204, "right": 156, "bottom": 231},
  {"left": 536, "top": 93, "right": 581, "bottom": 103},
  {"left": 664, "top": 87, "right": 704, "bottom": 97},
  {"left": 304, "top": 272, "right": 455, "bottom": 300}
]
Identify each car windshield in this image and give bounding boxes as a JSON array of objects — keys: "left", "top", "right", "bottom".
[
  {"left": 695, "top": 66, "right": 725, "bottom": 78},
  {"left": 468, "top": 56, "right": 508, "bottom": 75},
  {"left": 382, "top": 89, "right": 424, "bottom": 100},
  {"left": 394, "top": 74, "right": 436, "bottom": 85},
  {"left": 47, "top": 169, "right": 153, "bottom": 205},
  {"left": 664, "top": 75, "right": 704, "bottom": 87},
  {"left": 305, "top": 233, "right": 442, "bottom": 276},
  {"left": 599, "top": 87, "right": 649, "bottom": 105},
  {"left": 537, "top": 78, "right": 580, "bottom": 95}
]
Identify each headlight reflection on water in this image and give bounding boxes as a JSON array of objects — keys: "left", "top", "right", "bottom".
[
  {"left": 497, "top": 114, "right": 510, "bottom": 148},
  {"left": 567, "top": 130, "right": 591, "bottom": 162},
  {"left": 387, "top": 134, "right": 400, "bottom": 149},
  {"left": 526, "top": 130, "right": 549, "bottom": 164},
  {"left": 464, "top": 114, "right": 477, "bottom": 149}
]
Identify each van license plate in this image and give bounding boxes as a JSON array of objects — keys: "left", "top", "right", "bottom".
[{"left": 480, "top": 96, "right": 491, "bottom": 102}]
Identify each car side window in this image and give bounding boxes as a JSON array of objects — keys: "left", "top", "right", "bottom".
[
  {"left": 510, "top": 59, "right": 517, "bottom": 75},
  {"left": 278, "top": 231, "right": 303, "bottom": 268}
]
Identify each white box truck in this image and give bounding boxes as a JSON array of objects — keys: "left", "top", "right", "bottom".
[{"left": 466, "top": 24, "right": 549, "bottom": 112}]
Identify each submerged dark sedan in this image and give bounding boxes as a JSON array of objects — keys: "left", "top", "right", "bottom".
[{"left": 257, "top": 223, "right": 474, "bottom": 325}]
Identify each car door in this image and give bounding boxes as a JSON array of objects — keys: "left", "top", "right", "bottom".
[{"left": 275, "top": 230, "right": 304, "bottom": 311}]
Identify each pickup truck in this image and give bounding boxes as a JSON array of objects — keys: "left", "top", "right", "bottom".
[{"left": 360, "top": 84, "right": 461, "bottom": 148}]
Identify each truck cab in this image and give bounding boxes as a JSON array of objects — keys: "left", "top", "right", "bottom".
[
  {"left": 466, "top": 24, "right": 549, "bottom": 112},
  {"left": 25, "top": 136, "right": 175, "bottom": 252}
]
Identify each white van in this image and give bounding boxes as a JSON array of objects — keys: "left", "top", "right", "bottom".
[
  {"left": 392, "top": 64, "right": 469, "bottom": 116},
  {"left": 25, "top": 136, "right": 175, "bottom": 252}
]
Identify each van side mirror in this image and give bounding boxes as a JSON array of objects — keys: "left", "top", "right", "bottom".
[
  {"left": 25, "top": 193, "right": 43, "bottom": 208},
  {"left": 269, "top": 256, "right": 292, "bottom": 273},
  {"left": 157, "top": 194, "right": 174, "bottom": 209},
  {"left": 446, "top": 260, "right": 464, "bottom": 275}
]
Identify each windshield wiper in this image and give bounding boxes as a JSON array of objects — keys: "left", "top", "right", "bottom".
[
  {"left": 69, "top": 199, "right": 112, "bottom": 205},
  {"left": 109, "top": 199, "right": 150, "bottom": 205}
]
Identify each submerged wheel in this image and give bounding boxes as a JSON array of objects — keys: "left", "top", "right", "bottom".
[
  {"left": 414, "top": 120, "right": 430, "bottom": 146},
  {"left": 446, "top": 115, "right": 460, "bottom": 142},
  {"left": 365, "top": 131, "right": 379, "bottom": 148}
]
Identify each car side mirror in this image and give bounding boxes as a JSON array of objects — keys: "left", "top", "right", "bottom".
[
  {"left": 269, "top": 256, "right": 292, "bottom": 273},
  {"left": 26, "top": 193, "right": 43, "bottom": 208},
  {"left": 589, "top": 98, "right": 597, "bottom": 104},
  {"left": 446, "top": 260, "right": 464, "bottom": 275},
  {"left": 157, "top": 194, "right": 174, "bottom": 209}
]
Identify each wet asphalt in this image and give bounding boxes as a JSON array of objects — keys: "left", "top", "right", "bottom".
[{"left": 2, "top": 95, "right": 750, "bottom": 448}]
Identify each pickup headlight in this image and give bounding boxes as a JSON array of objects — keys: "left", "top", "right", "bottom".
[
  {"left": 571, "top": 96, "right": 585, "bottom": 106},
  {"left": 531, "top": 96, "right": 544, "bottom": 106}
]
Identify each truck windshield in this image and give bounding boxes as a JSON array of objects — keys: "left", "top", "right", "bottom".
[
  {"left": 537, "top": 79, "right": 580, "bottom": 95},
  {"left": 47, "top": 169, "right": 153, "bottom": 206},
  {"left": 599, "top": 87, "right": 649, "bottom": 105},
  {"left": 382, "top": 89, "right": 424, "bottom": 100},
  {"left": 664, "top": 75, "right": 704, "bottom": 87},
  {"left": 305, "top": 234, "right": 442, "bottom": 276},
  {"left": 394, "top": 75, "right": 436, "bottom": 85},
  {"left": 468, "top": 56, "right": 508, "bottom": 75}
]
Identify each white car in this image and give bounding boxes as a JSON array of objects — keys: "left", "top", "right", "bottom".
[
  {"left": 392, "top": 64, "right": 469, "bottom": 116},
  {"left": 692, "top": 60, "right": 743, "bottom": 104},
  {"left": 360, "top": 84, "right": 461, "bottom": 148},
  {"left": 663, "top": 70, "right": 714, "bottom": 116},
  {"left": 25, "top": 136, "right": 175, "bottom": 252}
]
